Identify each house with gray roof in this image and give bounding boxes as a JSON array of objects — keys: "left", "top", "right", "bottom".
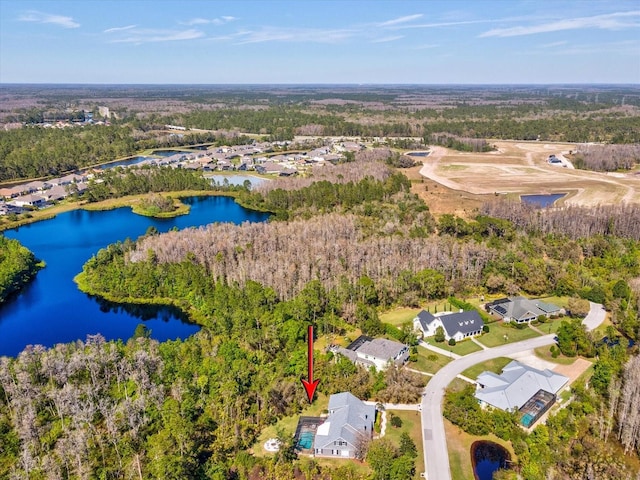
[
  {"left": 331, "top": 336, "right": 409, "bottom": 371},
  {"left": 413, "top": 309, "right": 484, "bottom": 342},
  {"left": 486, "top": 297, "right": 562, "bottom": 324},
  {"left": 313, "top": 392, "right": 375, "bottom": 458},
  {"left": 475, "top": 360, "right": 568, "bottom": 412},
  {"left": 12, "top": 194, "right": 46, "bottom": 208}
]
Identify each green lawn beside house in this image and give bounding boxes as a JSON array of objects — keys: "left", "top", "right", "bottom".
[
  {"left": 475, "top": 322, "right": 541, "bottom": 348},
  {"left": 423, "top": 337, "right": 482, "bottom": 356},
  {"left": 413, "top": 348, "right": 452, "bottom": 373},
  {"left": 461, "top": 357, "right": 513, "bottom": 380},
  {"left": 384, "top": 409, "right": 425, "bottom": 479}
]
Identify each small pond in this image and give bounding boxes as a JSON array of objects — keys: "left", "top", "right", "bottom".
[
  {"left": 208, "top": 175, "right": 267, "bottom": 188},
  {"left": 150, "top": 150, "right": 194, "bottom": 157},
  {"left": 100, "top": 156, "right": 153, "bottom": 169},
  {"left": 471, "top": 441, "right": 511, "bottom": 480},
  {"left": 521, "top": 193, "right": 566, "bottom": 208},
  {"left": 405, "top": 151, "right": 430, "bottom": 157}
]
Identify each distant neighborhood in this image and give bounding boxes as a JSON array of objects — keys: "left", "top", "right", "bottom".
[{"left": 0, "top": 138, "right": 364, "bottom": 215}]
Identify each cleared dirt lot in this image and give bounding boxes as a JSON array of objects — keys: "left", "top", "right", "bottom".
[{"left": 412, "top": 141, "right": 640, "bottom": 209}]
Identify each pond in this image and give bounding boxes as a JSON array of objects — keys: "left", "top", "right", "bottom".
[
  {"left": 208, "top": 174, "right": 268, "bottom": 188},
  {"left": 99, "top": 156, "right": 154, "bottom": 169},
  {"left": 150, "top": 150, "right": 194, "bottom": 157},
  {"left": 0, "top": 196, "right": 270, "bottom": 357},
  {"left": 471, "top": 441, "right": 511, "bottom": 480},
  {"left": 405, "top": 151, "right": 430, "bottom": 157},
  {"left": 520, "top": 193, "right": 566, "bottom": 208}
]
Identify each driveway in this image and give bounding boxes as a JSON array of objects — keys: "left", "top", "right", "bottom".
[{"left": 583, "top": 301, "right": 606, "bottom": 331}]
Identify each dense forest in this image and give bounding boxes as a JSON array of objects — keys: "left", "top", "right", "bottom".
[{"left": 0, "top": 236, "right": 42, "bottom": 304}]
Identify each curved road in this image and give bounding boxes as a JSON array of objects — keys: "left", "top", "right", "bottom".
[{"left": 421, "top": 302, "right": 605, "bottom": 480}]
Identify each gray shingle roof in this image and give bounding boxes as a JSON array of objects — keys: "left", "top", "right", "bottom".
[
  {"left": 475, "top": 360, "right": 569, "bottom": 411},
  {"left": 355, "top": 338, "right": 406, "bottom": 361},
  {"left": 314, "top": 392, "right": 375, "bottom": 450},
  {"left": 439, "top": 311, "right": 483, "bottom": 337},
  {"left": 415, "top": 310, "right": 436, "bottom": 331},
  {"left": 415, "top": 309, "right": 483, "bottom": 337}
]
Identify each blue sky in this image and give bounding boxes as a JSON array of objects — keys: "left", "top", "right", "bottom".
[{"left": 1, "top": 0, "right": 638, "bottom": 84}]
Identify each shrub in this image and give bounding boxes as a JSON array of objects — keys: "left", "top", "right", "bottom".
[
  {"left": 482, "top": 325, "right": 490, "bottom": 333},
  {"left": 448, "top": 338, "right": 457, "bottom": 346},
  {"left": 390, "top": 414, "right": 403, "bottom": 428}
]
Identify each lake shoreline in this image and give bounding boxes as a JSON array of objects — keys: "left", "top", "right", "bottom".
[{"left": 0, "top": 190, "right": 251, "bottom": 232}]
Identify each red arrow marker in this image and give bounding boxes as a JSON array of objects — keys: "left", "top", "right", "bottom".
[{"left": 301, "top": 324, "right": 320, "bottom": 403}]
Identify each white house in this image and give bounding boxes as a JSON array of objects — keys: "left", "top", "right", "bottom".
[
  {"left": 475, "top": 360, "right": 568, "bottom": 412},
  {"left": 313, "top": 392, "right": 375, "bottom": 458},
  {"left": 332, "top": 336, "right": 409, "bottom": 371},
  {"left": 413, "top": 309, "right": 484, "bottom": 342}
]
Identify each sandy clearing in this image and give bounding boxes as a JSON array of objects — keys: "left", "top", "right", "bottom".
[
  {"left": 553, "top": 358, "right": 592, "bottom": 384},
  {"left": 417, "top": 140, "right": 640, "bottom": 207}
]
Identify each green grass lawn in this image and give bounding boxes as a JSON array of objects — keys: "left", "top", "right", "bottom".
[
  {"left": 423, "top": 337, "right": 482, "bottom": 356},
  {"left": 445, "top": 418, "right": 516, "bottom": 480},
  {"left": 533, "top": 346, "right": 578, "bottom": 365},
  {"left": 413, "top": 348, "right": 452, "bottom": 374},
  {"left": 535, "top": 295, "right": 571, "bottom": 309},
  {"left": 461, "top": 357, "right": 512, "bottom": 380},
  {"left": 380, "top": 307, "right": 422, "bottom": 327},
  {"left": 254, "top": 393, "right": 329, "bottom": 456},
  {"left": 384, "top": 409, "right": 425, "bottom": 479},
  {"left": 475, "top": 321, "right": 541, "bottom": 348}
]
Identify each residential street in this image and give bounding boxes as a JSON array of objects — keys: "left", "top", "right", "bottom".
[{"left": 420, "top": 303, "right": 605, "bottom": 480}]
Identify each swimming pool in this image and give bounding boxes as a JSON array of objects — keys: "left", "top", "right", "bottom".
[
  {"left": 297, "top": 431, "right": 314, "bottom": 450},
  {"left": 520, "top": 413, "right": 535, "bottom": 427}
]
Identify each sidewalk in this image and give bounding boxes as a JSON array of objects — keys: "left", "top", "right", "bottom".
[
  {"left": 471, "top": 337, "right": 488, "bottom": 350},
  {"left": 418, "top": 340, "right": 461, "bottom": 359}
]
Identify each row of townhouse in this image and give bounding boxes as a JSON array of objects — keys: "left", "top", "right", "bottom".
[{"left": 0, "top": 173, "right": 89, "bottom": 210}]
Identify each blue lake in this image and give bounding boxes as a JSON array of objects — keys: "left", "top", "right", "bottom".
[
  {"left": 0, "top": 196, "right": 269, "bottom": 357},
  {"left": 521, "top": 193, "right": 566, "bottom": 207}
]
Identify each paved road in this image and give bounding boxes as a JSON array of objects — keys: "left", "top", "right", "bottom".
[{"left": 420, "top": 303, "right": 606, "bottom": 480}]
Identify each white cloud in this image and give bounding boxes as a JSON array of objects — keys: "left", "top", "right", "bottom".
[
  {"left": 479, "top": 11, "right": 640, "bottom": 38},
  {"left": 182, "top": 16, "right": 237, "bottom": 26},
  {"left": 378, "top": 14, "right": 423, "bottom": 27},
  {"left": 371, "top": 35, "right": 404, "bottom": 43},
  {"left": 234, "top": 27, "right": 355, "bottom": 45},
  {"left": 107, "top": 28, "right": 205, "bottom": 44},
  {"left": 392, "top": 19, "right": 492, "bottom": 30},
  {"left": 103, "top": 25, "right": 137, "bottom": 33},
  {"left": 18, "top": 10, "right": 80, "bottom": 28}
]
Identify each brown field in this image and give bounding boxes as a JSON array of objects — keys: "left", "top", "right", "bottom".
[{"left": 408, "top": 141, "right": 640, "bottom": 216}]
